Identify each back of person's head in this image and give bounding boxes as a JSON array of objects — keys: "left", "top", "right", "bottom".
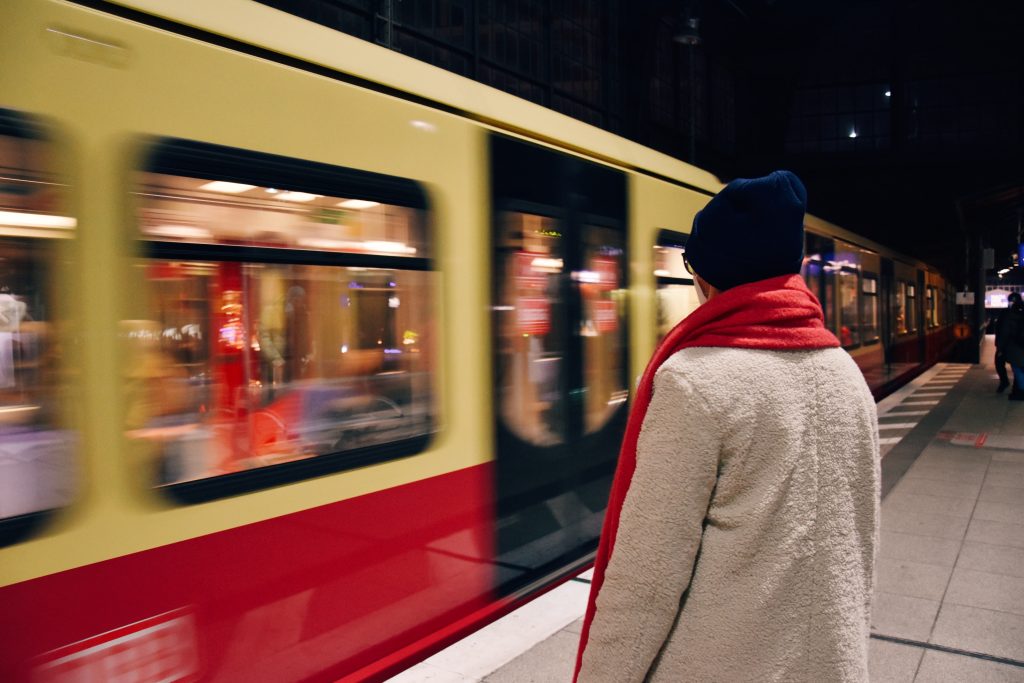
[
  {"left": 685, "top": 170, "right": 807, "bottom": 291},
  {"left": 1010, "top": 292, "right": 1023, "bottom": 309}
]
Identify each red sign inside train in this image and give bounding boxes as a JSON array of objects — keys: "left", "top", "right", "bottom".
[
  {"left": 593, "top": 299, "right": 618, "bottom": 333},
  {"left": 514, "top": 251, "right": 553, "bottom": 291},
  {"left": 517, "top": 297, "right": 551, "bottom": 335},
  {"left": 33, "top": 608, "right": 200, "bottom": 683},
  {"left": 591, "top": 257, "right": 618, "bottom": 290}
]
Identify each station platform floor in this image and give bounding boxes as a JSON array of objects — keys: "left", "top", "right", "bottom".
[{"left": 390, "top": 349, "right": 1024, "bottom": 682}]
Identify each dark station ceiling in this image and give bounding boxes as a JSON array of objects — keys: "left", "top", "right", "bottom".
[
  {"left": 684, "top": 0, "right": 1024, "bottom": 285},
  {"left": 259, "top": 0, "right": 1024, "bottom": 286}
]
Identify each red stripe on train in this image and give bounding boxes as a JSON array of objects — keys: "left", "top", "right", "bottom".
[{"left": 0, "top": 463, "right": 494, "bottom": 682}]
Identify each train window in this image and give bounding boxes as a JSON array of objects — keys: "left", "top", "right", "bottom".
[
  {"left": 860, "top": 275, "right": 880, "bottom": 344},
  {"left": 837, "top": 269, "right": 860, "bottom": 347},
  {"left": 496, "top": 212, "right": 566, "bottom": 446},
  {"left": 129, "top": 140, "right": 434, "bottom": 501},
  {"left": 906, "top": 284, "right": 918, "bottom": 332},
  {"left": 0, "top": 110, "right": 76, "bottom": 540},
  {"left": 926, "top": 286, "right": 938, "bottom": 328},
  {"left": 654, "top": 230, "right": 698, "bottom": 340}
]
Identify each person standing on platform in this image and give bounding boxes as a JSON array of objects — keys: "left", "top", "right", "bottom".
[
  {"left": 999, "top": 291, "right": 1024, "bottom": 401},
  {"left": 574, "top": 171, "right": 880, "bottom": 683}
]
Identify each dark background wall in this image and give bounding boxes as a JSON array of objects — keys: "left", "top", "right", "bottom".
[{"left": 257, "top": 0, "right": 1024, "bottom": 287}]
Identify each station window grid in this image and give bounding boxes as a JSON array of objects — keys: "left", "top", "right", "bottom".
[
  {"left": 906, "top": 72, "right": 1020, "bottom": 150},
  {"left": 254, "top": 0, "right": 626, "bottom": 136},
  {"left": 785, "top": 82, "right": 892, "bottom": 154}
]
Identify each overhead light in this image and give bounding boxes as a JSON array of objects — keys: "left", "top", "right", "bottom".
[
  {"left": 338, "top": 199, "right": 380, "bottom": 210},
  {"left": 673, "top": 16, "right": 701, "bottom": 46},
  {"left": 365, "top": 240, "right": 417, "bottom": 255},
  {"left": 573, "top": 270, "right": 601, "bottom": 284},
  {"left": 265, "top": 188, "right": 279, "bottom": 194},
  {"left": 146, "top": 225, "right": 213, "bottom": 240},
  {"left": 884, "top": 90, "right": 891, "bottom": 97},
  {"left": 848, "top": 130, "right": 858, "bottom": 139},
  {"left": 199, "top": 181, "right": 256, "bottom": 194},
  {"left": 531, "top": 257, "right": 563, "bottom": 272},
  {"left": 0, "top": 210, "right": 76, "bottom": 229},
  {"left": 998, "top": 268, "right": 1011, "bottom": 275},
  {"left": 277, "top": 191, "right": 320, "bottom": 202},
  {"left": 410, "top": 120, "right": 437, "bottom": 132}
]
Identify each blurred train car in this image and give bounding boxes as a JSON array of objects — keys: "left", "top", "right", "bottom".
[{"left": 0, "top": 1, "right": 956, "bottom": 681}]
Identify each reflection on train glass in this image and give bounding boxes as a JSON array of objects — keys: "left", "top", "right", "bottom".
[
  {"left": 128, "top": 167, "right": 434, "bottom": 487},
  {"left": 0, "top": 122, "right": 75, "bottom": 521}
]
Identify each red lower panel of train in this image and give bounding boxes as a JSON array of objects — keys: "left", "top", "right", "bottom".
[{"left": 0, "top": 463, "right": 494, "bottom": 683}]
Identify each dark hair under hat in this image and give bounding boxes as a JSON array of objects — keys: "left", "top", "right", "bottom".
[{"left": 686, "top": 170, "right": 807, "bottom": 291}]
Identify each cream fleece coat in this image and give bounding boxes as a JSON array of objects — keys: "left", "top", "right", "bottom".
[{"left": 578, "top": 347, "right": 880, "bottom": 682}]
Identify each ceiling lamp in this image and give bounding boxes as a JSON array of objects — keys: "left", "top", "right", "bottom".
[{"left": 673, "top": 16, "right": 701, "bottom": 46}]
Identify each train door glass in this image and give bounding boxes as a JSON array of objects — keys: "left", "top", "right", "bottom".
[
  {"left": 838, "top": 268, "right": 860, "bottom": 347},
  {"left": 0, "top": 110, "right": 76, "bottom": 545},
  {"left": 581, "top": 225, "right": 628, "bottom": 434},
  {"left": 495, "top": 212, "right": 566, "bottom": 446},
  {"left": 906, "top": 284, "right": 918, "bottom": 332},
  {"left": 491, "top": 134, "right": 627, "bottom": 593},
  {"left": 926, "top": 286, "right": 938, "bottom": 328},
  {"left": 861, "top": 274, "right": 880, "bottom": 343},
  {"left": 654, "top": 230, "right": 698, "bottom": 340},
  {"left": 895, "top": 282, "right": 908, "bottom": 334}
]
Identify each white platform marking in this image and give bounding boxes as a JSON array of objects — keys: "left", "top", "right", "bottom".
[{"left": 388, "top": 575, "right": 590, "bottom": 681}]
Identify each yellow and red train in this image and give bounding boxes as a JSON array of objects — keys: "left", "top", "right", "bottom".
[{"left": 0, "top": 1, "right": 956, "bottom": 681}]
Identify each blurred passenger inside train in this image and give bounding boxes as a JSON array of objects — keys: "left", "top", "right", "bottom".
[
  {"left": 997, "top": 291, "right": 1024, "bottom": 400},
  {"left": 575, "top": 171, "right": 880, "bottom": 682}
]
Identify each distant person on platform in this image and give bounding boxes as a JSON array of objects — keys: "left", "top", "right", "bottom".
[
  {"left": 998, "top": 291, "right": 1024, "bottom": 401},
  {"left": 574, "top": 171, "right": 880, "bottom": 683}
]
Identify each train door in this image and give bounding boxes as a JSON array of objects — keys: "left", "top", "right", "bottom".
[
  {"left": 880, "top": 258, "right": 894, "bottom": 369},
  {"left": 490, "top": 134, "right": 628, "bottom": 593},
  {"left": 917, "top": 269, "right": 927, "bottom": 361}
]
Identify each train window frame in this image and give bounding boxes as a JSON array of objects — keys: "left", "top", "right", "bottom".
[
  {"left": 130, "top": 138, "right": 436, "bottom": 505},
  {"left": 0, "top": 108, "right": 79, "bottom": 547}
]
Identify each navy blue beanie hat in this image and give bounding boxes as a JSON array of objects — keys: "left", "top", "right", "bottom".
[{"left": 686, "top": 170, "right": 807, "bottom": 291}]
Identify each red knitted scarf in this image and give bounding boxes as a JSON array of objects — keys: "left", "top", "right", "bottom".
[{"left": 573, "top": 273, "right": 839, "bottom": 681}]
